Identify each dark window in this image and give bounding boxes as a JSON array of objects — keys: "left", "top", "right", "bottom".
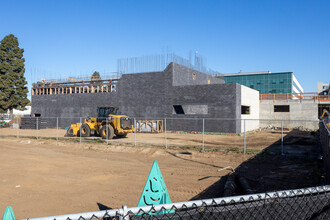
[
  {"left": 274, "top": 105, "right": 290, "bottom": 112},
  {"left": 241, "top": 106, "right": 250, "bottom": 114},
  {"left": 173, "top": 105, "right": 185, "bottom": 114},
  {"left": 250, "top": 85, "right": 254, "bottom": 89},
  {"left": 34, "top": 113, "right": 41, "bottom": 117}
]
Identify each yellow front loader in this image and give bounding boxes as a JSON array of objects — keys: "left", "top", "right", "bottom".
[
  {"left": 65, "top": 107, "right": 134, "bottom": 139},
  {"left": 321, "top": 109, "right": 330, "bottom": 129}
]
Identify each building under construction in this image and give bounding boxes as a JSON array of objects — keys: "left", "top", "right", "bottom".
[
  {"left": 31, "top": 51, "right": 330, "bottom": 132},
  {"left": 31, "top": 62, "right": 260, "bottom": 133}
]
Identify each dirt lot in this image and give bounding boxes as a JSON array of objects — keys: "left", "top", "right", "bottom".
[
  {"left": 0, "top": 137, "right": 250, "bottom": 219},
  {"left": 0, "top": 129, "right": 321, "bottom": 219},
  {"left": 0, "top": 127, "right": 291, "bottom": 151}
]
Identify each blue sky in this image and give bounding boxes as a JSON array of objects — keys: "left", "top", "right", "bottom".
[{"left": 1, "top": 0, "right": 329, "bottom": 95}]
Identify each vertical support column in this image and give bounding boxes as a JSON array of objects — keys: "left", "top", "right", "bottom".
[
  {"left": 281, "top": 120, "right": 284, "bottom": 156},
  {"left": 165, "top": 118, "right": 167, "bottom": 149},
  {"left": 36, "top": 117, "right": 38, "bottom": 139},
  {"left": 56, "top": 117, "right": 59, "bottom": 142},
  {"left": 134, "top": 118, "right": 136, "bottom": 146},
  {"left": 106, "top": 85, "right": 109, "bottom": 92},
  {"left": 16, "top": 117, "right": 19, "bottom": 138},
  {"left": 80, "top": 117, "right": 82, "bottom": 144},
  {"left": 243, "top": 119, "right": 246, "bottom": 154},
  {"left": 106, "top": 117, "right": 108, "bottom": 144},
  {"left": 202, "top": 118, "right": 205, "bottom": 151}
]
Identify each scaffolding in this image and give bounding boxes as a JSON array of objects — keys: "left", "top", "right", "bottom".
[{"left": 31, "top": 77, "right": 118, "bottom": 96}]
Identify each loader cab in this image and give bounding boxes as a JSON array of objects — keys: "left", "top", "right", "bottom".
[{"left": 97, "top": 107, "right": 119, "bottom": 121}]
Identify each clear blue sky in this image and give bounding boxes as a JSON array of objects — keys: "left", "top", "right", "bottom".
[{"left": 1, "top": 0, "right": 329, "bottom": 96}]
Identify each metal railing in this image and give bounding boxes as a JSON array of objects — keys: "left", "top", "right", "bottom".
[
  {"left": 22, "top": 185, "right": 330, "bottom": 220},
  {"left": 260, "top": 92, "right": 330, "bottom": 103}
]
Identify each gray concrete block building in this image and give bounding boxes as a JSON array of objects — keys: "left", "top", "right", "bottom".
[{"left": 31, "top": 62, "right": 260, "bottom": 133}]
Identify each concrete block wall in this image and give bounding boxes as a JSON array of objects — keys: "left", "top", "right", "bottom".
[
  {"left": 169, "top": 83, "right": 241, "bottom": 133},
  {"left": 172, "top": 62, "right": 224, "bottom": 86},
  {"left": 31, "top": 62, "right": 242, "bottom": 133},
  {"left": 259, "top": 100, "right": 319, "bottom": 130},
  {"left": 31, "top": 92, "right": 119, "bottom": 128},
  {"left": 240, "top": 85, "right": 260, "bottom": 132}
]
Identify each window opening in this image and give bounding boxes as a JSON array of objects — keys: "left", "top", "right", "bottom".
[
  {"left": 241, "top": 106, "right": 250, "bottom": 114},
  {"left": 274, "top": 105, "right": 290, "bottom": 112},
  {"left": 173, "top": 105, "right": 185, "bottom": 114}
]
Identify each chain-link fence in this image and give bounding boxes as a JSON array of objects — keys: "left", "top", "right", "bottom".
[
  {"left": 0, "top": 116, "right": 320, "bottom": 155},
  {"left": 23, "top": 185, "right": 330, "bottom": 220},
  {"left": 320, "top": 120, "right": 330, "bottom": 184}
]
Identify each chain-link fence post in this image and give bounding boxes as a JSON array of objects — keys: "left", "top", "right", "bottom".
[
  {"left": 119, "top": 205, "right": 129, "bottom": 220},
  {"left": 281, "top": 120, "right": 284, "bottom": 156},
  {"left": 16, "top": 116, "right": 19, "bottom": 138},
  {"left": 165, "top": 118, "right": 167, "bottom": 149},
  {"left": 243, "top": 119, "right": 246, "bottom": 154},
  {"left": 56, "top": 117, "right": 59, "bottom": 142},
  {"left": 36, "top": 117, "right": 38, "bottom": 139},
  {"left": 202, "top": 118, "right": 205, "bottom": 151},
  {"left": 80, "top": 117, "right": 82, "bottom": 144},
  {"left": 106, "top": 117, "right": 108, "bottom": 144},
  {"left": 134, "top": 118, "right": 136, "bottom": 146}
]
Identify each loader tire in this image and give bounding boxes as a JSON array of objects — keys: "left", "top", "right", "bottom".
[
  {"left": 78, "top": 124, "right": 91, "bottom": 137},
  {"left": 65, "top": 128, "right": 74, "bottom": 137},
  {"left": 100, "top": 125, "right": 114, "bottom": 139}
]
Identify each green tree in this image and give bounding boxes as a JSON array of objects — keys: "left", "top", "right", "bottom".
[
  {"left": 91, "top": 71, "right": 101, "bottom": 80},
  {"left": 0, "top": 34, "right": 29, "bottom": 113}
]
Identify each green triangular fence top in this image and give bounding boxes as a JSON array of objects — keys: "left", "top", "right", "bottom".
[
  {"left": 137, "top": 161, "right": 172, "bottom": 208},
  {"left": 2, "top": 206, "right": 15, "bottom": 220}
]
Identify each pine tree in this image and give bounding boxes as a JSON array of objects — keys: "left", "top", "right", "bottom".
[
  {"left": 0, "top": 34, "right": 29, "bottom": 113},
  {"left": 92, "top": 71, "right": 101, "bottom": 80}
]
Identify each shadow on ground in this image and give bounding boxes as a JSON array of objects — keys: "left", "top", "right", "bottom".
[
  {"left": 190, "top": 129, "right": 323, "bottom": 200},
  {"left": 97, "top": 203, "right": 112, "bottom": 210}
]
